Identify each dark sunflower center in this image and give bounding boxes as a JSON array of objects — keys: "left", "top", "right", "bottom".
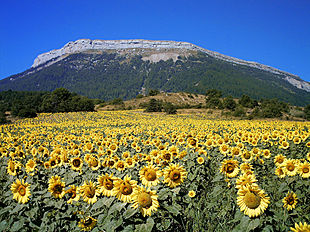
[
  {"left": 54, "top": 184, "right": 63, "bottom": 194},
  {"left": 120, "top": 183, "right": 133, "bottom": 195},
  {"left": 50, "top": 160, "right": 57, "bottom": 167},
  {"left": 302, "top": 167, "right": 309, "bottom": 173},
  {"left": 104, "top": 180, "right": 113, "bottom": 190},
  {"left": 91, "top": 159, "right": 98, "bottom": 167},
  {"left": 108, "top": 161, "right": 115, "bottom": 166},
  {"left": 145, "top": 169, "right": 157, "bottom": 181},
  {"left": 226, "top": 164, "right": 235, "bottom": 174},
  {"left": 287, "top": 164, "right": 295, "bottom": 171},
  {"left": 287, "top": 196, "right": 295, "bottom": 205},
  {"left": 244, "top": 192, "right": 261, "bottom": 209},
  {"left": 163, "top": 153, "right": 171, "bottom": 160},
  {"left": 137, "top": 192, "right": 153, "bottom": 208},
  {"left": 28, "top": 161, "right": 35, "bottom": 168},
  {"left": 85, "top": 186, "right": 95, "bottom": 198},
  {"left": 68, "top": 189, "right": 76, "bottom": 199},
  {"left": 117, "top": 163, "right": 124, "bottom": 169},
  {"left": 169, "top": 170, "right": 181, "bottom": 181},
  {"left": 18, "top": 186, "right": 26, "bottom": 196},
  {"left": 127, "top": 160, "right": 132, "bottom": 165},
  {"left": 73, "top": 159, "right": 81, "bottom": 167},
  {"left": 84, "top": 218, "right": 93, "bottom": 226}
]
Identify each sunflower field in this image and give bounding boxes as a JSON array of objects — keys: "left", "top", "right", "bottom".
[{"left": 0, "top": 110, "right": 309, "bottom": 232}]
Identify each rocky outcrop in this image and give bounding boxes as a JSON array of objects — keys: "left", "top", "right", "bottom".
[{"left": 31, "top": 39, "right": 309, "bottom": 92}]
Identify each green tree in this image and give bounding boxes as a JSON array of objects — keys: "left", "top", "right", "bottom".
[
  {"left": 223, "top": 96, "right": 236, "bottom": 111},
  {"left": 145, "top": 99, "right": 162, "bottom": 112},
  {"left": 148, "top": 89, "right": 160, "bottom": 96},
  {"left": 304, "top": 104, "right": 310, "bottom": 120},
  {"left": 163, "top": 102, "right": 177, "bottom": 114}
]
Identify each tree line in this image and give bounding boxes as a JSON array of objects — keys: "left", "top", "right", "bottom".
[{"left": 0, "top": 88, "right": 100, "bottom": 124}]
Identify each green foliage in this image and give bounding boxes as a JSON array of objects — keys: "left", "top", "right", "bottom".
[
  {"left": 206, "top": 97, "right": 223, "bottom": 109},
  {"left": 0, "top": 111, "right": 7, "bottom": 124},
  {"left": 136, "top": 94, "right": 144, "bottom": 99},
  {"left": 304, "top": 104, "right": 310, "bottom": 120},
  {"left": 145, "top": 99, "right": 163, "bottom": 112},
  {"left": 1, "top": 52, "right": 309, "bottom": 105},
  {"left": 239, "top": 95, "right": 256, "bottom": 108},
  {"left": 233, "top": 106, "right": 246, "bottom": 117},
  {"left": 206, "top": 89, "right": 222, "bottom": 98},
  {"left": 223, "top": 96, "right": 237, "bottom": 111},
  {"left": 111, "top": 98, "right": 124, "bottom": 105},
  {"left": 148, "top": 89, "right": 160, "bottom": 96},
  {"left": 163, "top": 102, "right": 177, "bottom": 114},
  {"left": 260, "top": 99, "right": 289, "bottom": 118}
]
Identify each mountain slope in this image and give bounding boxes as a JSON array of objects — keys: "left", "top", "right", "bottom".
[{"left": 1, "top": 39, "right": 309, "bottom": 105}]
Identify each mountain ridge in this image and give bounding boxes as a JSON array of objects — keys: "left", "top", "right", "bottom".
[{"left": 1, "top": 39, "right": 310, "bottom": 106}]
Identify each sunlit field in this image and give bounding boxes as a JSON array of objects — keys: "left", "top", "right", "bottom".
[{"left": 0, "top": 111, "right": 309, "bottom": 231}]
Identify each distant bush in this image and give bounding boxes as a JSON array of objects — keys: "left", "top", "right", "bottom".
[
  {"left": 163, "top": 102, "right": 177, "bottom": 114},
  {"left": 148, "top": 89, "right": 160, "bottom": 96},
  {"left": 304, "top": 104, "right": 310, "bottom": 120},
  {"left": 136, "top": 94, "right": 144, "bottom": 99},
  {"left": 239, "top": 95, "right": 256, "bottom": 108},
  {"left": 145, "top": 99, "right": 163, "bottom": 112},
  {"left": 223, "top": 96, "right": 236, "bottom": 111},
  {"left": 260, "top": 99, "right": 289, "bottom": 118},
  {"left": 233, "top": 106, "right": 246, "bottom": 117},
  {"left": 0, "top": 111, "right": 7, "bottom": 124},
  {"left": 111, "top": 98, "right": 124, "bottom": 105}
]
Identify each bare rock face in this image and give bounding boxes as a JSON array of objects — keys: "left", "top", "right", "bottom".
[{"left": 31, "top": 39, "right": 309, "bottom": 92}]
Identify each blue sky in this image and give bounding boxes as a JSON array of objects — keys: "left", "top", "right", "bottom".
[{"left": 1, "top": 0, "right": 310, "bottom": 81}]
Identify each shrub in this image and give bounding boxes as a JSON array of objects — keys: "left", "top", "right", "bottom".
[
  {"left": 164, "top": 102, "right": 177, "bottom": 114},
  {"left": 145, "top": 99, "right": 163, "bottom": 112},
  {"left": 304, "top": 104, "right": 310, "bottom": 120},
  {"left": 223, "top": 96, "right": 236, "bottom": 111}
]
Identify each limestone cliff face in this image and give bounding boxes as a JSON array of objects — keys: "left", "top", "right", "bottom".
[{"left": 31, "top": 39, "right": 309, "bottom": 92}]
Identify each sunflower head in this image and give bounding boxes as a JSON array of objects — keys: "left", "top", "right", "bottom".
[
  {"left": 11, "top": 179, "right": 31, "bottom": 204},
  {"left": 283, "top": 192, "right": 298, "bottom": 211},
  {"left": 237, "top": 185, "right": 270, "bottom": 218},
  {"left": 78, "top": 216, "right": 97, "bottom": 231},
  {"left": 131, "top": 186, "right": 159, "bottom": 217},
  {"left": 163, "top": 164, "right": 187, "bottom": 188}
]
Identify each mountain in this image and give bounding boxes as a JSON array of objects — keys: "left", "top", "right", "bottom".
[{"left": 1, "top": 39, "right": 310, "bottom": 105}]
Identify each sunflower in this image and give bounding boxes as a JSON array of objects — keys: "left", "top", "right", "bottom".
[
  {"left": 78, "top": 216, "right": 97, "bottom": 231},
  {"left": 79, "top": 181, "right": 99, "bottom": 204},
  {"left": 11, "top": 179, "right": 31, "bottom": 204},
  {"left": 219, "top": 144, "right": 230, "bottom": 155},
  {"left": 113, "top": 175, "right": 137, "bottom": 202},
  {"left": 290, "top": 222, "right": 310, "bottom": 232},
  {"left": 97, "top": 173, "right": 117, "bottom": 197},
  {"left": 262, "top": 149, "right": 271, "bottom": 159},
  {"left": 274, "top": 154, "right": 286, "bottom": 166},
  {"left": 125, "top": 158, "right": 135, "bottom": 168},
  {"left": 231, "top": 146, "right": 241, "bottom": 157},
  {"left": 241, "top": 151, "right": 253, "bottom": 162},
  {"left": 279, "top": 140, "right": 290, "bottom": 149},
  {"left": 235, "top": 173, "right": 258, "bottom": 189},
  {"left": 66, "top": 185, "right": 80, "bottom": 204},
  {"left": 283, "top": 192, "right": 298, "bottom": 211},
  {"left": 298, "top": 162, "right": 310, "bottom": 178},
  {"left": 163, "top": 163, "right": 187, "bottom": 188},
  {"left": 139, "top": 164, "right": 162, "bottom": 187},
  {"left": 115, "top": 160, "right": 127, "bottom": 172},
  {"left": 284, "top": 159, "right": 299, "bottom": 176},
  {"left": 240, "top": 163, "right": 253, "bottom": 174},
  {"left": 88, "top": 155, "right": 101, "bottom": 171},
  {"left": 220, "top": 159, "right": 239, "bottom": 178},
  {"left": 7, "top": 159, "right": 22, "bottom": 176},
  {"left": 188, "top": 190, "right": 196, "bottom": 198},
  {"left": 25, "top": 159, "right": 36, "bottom": 173},
  {"left": 197, "top": 157, "right": 204, "bottom": 164},
  {"left": 48, "top": 176, "right": 66, "bottom": 198},
  {"left": 275, "top": 166, "right": 287, "bottom": 178},
  {"left": 131, "top": 186, "right": 159, "bottom": 217},
  {"left": 70, "top": 157, "right": 83, "bottom": 172},
  {"left": 237, "top": 184, "right": 270, "bottom": 218}
]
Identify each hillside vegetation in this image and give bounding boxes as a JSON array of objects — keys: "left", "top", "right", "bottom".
[{"left": 1, "top": 51, "right": 309, "bottom": 105}]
